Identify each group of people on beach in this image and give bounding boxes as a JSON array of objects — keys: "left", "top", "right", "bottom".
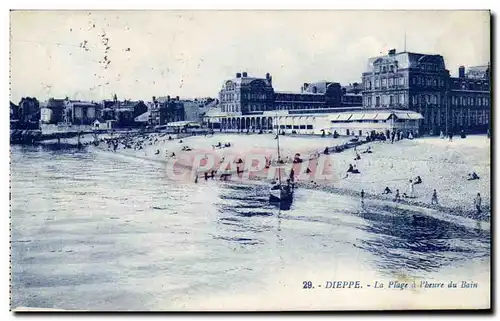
[{"left": 361, "top": 171, "right": 485, "bottom": 216}]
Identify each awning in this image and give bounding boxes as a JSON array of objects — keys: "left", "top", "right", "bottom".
[
  {"left": 373, "top": 113, "right": 392, "bottom": 120},
  {"left": 335, "top": 114, "right": 353, "bottom": 121},
  {"left": 393, "top": 113, "right": 410, "bottom": 120},
  {"left": 407, "top": 112, "right": 424, "bottom": 120},
  {"left": 349, "top": 113, "right": 366, "bottom": 121}
]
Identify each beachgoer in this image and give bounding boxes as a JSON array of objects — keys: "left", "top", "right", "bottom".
[
  {"left": 474, "top": 193, "right": 482, "bottom": 215},
  {"left": 414, "top": 176, "right": 422, "bottom": 184},
  {"left": 431, "top": 189, "right": 439, "bottom": 205},
  {"left": 383, "top": 187, "right": 392, "bottom": 194},
  {"left": 361, "top": 189, "right": 365, "bottom": 201},
  {"left": 347, "top": 164, "right": 354, "bottom": 173},
  {"left": 467, "top": 172, "right": 480, "bottom": 180},
  {"left": 408, "top": 180, "right": 415, "bottom": 198},
  {"left": 394, "top": 189, "right": 401, "bottom": 202}
]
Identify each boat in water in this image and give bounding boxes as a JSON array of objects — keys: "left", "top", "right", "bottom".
[{"left": 269, "top": 117, "right": 294, "bottom": 205}]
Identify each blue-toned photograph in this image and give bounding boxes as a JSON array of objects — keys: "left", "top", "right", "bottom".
[{"left": 9, "top": 10, "right": 491, "bottom": 311}]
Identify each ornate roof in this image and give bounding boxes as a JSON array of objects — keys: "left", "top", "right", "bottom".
[{"left": 365, "top": 51, "right": 446, "bottom": 72}]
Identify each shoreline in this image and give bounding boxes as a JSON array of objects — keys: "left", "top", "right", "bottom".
[{"left": 92, "top": 134, "right": 491, "bottom": 223}]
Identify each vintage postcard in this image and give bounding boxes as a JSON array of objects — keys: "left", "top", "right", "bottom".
[{"left": 9, "top": 10, "right": 491, "bottom": 311}]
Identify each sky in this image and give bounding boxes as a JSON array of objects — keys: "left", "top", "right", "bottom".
[{"left": 10, "top": 10, "right": 490, "bottom": 103}]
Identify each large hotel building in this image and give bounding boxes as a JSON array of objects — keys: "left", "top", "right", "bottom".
[{"left": 205, "top": 49, "right": 490, "bottom": 137}]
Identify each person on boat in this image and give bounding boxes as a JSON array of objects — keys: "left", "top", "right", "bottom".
[
  {"left": 394, "top": 189, "right": 401, "bottom": 202},
  {"left": 431, "top": 189, "right": 439, "bottom": 205},
  {"left": 474, "top": 193, "right": 482, "bottom": 215},
  {"left": 383, "top": 186, "right": 392, "bottom": 194}
]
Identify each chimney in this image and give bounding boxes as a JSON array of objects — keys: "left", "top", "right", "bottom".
[
  {"left": 388, "top": 48, "right": 396, "bottom": 56},
  {"left": 242, "top": 71, "right": 248, "bottom": 77},
  {"left": 236, "top": 72, "right": 242, "bottom": 78},
  {"left": 459, "top": 66, "right": 465, "bottom": 78}
]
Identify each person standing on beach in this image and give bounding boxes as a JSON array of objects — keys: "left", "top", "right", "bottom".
[
  {"left": 431, "top": 189, "right": 439, "bottom": 205},
  {"left": 394, "top": 189, "right": 401, "bottom": 202},
  {"left": 408, "top": 180, "right": 415, "bottom": 198},
  {"left": 474, "top": 193, "right": 482, "bottom": 215},
  {"left": 361, "top": 189, "right": 365, "bottom": 202}
]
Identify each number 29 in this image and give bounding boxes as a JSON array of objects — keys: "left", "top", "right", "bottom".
[{"left": 303, "top": 281, "right": 313, "bottom": 289}]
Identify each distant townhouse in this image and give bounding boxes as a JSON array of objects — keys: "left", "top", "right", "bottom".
[
  {"left": 63, "top": 100, "right": 100, "bottom": 125},
  {"left": 149, "top": 96, "right": 185, "bottom": 126},
  {"left": 449, "top": 65, "right": 490, "bottom": 133}
]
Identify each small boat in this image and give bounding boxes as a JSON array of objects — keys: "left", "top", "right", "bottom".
[
  {"left": 269, "top": 181, "right": 294, "bottom": 203},
  {"left": 269, "top": 114, "right": 294, "bottom": 204}
]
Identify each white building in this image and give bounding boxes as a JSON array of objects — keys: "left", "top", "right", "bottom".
[{"left": 205, "top": 108, "right": 423, "bottom": 137}]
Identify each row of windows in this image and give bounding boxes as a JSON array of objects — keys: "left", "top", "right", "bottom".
[
  {"left": 452, "top": 110, "right": 490, "bottom": 126},
  {"left": 221, "top": 104, "right": 240, "bottom": 113},
  {"left": 220, "top": 92, "right": 238, "bottom": 102},
  {"left": 365, "top": 76, "right": 406, "bottom": 89},
  {"left": 374, "top": 64, "right": 397, "bottom": 73},
  {"left": 275, "top": 125, "right": 314, "bottom": 130},
  {"left": 275, "top": 104, "right": 325, "bottom": 111},
  {"left": 365, "top": 93, "right": 406, "bottom": 107},
  {"left": 374, "top": 62, "right": 441, "bottom": 73},
  {"left": 410, "top": 76, "right": 446, "bottom": 88},
  {"left": 275, "top": 94, "right": 324, "bottom": 102},
  {"left": 451, "top": 96, "right": 489, "bottom": 106},
  {"left": 221, "top": 92, "right": 272, "bottom": 102}
]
